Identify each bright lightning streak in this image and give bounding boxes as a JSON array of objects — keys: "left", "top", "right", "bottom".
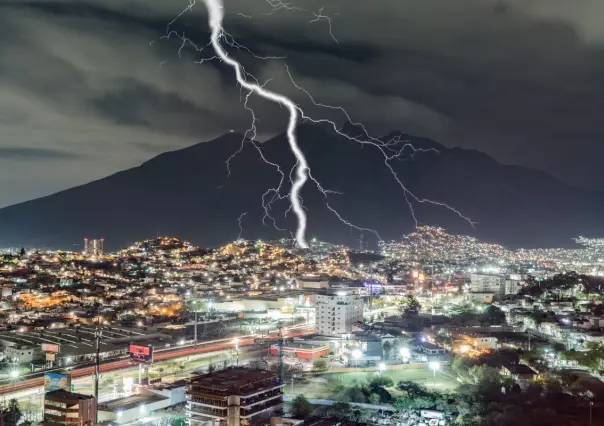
[
  {"left": 201, "top": 0, "right": 310, "bottom": 248},
  {"left": 167, "top": 0, "right": 473, "bottom": 250},
  {"left": 237, "top": 212, "right": 247, "bottom": 241}
]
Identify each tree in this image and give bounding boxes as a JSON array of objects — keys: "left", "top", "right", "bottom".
[
  {"left": 0, "top": 399, "right": 23, "bottom": 426},
  {"left": 483, "top": 305, "right": 506, "bottom": 325},
  {"left": 392, "top": 339, "right": 401, "bottom": 357},
  {"left": 368, "top": 393, "right": 381, "bottom": 405},
  {"left": 344, "top": 386, "right": 367, "bottom": 403},
  {"left": 399, "top": 295, "right": 421, "bottom": 317},
  {"left": 311, "top": 359, "right": 328, "bottom": 374},
  {"left": 369, "top": 375, "right": 394, "bottom": 389},
  {"left": 382, "top": 340, "right": 392, "bottom": 360},
  {"left": 291, "top": 394, "right": 313, "bottom": 418}
]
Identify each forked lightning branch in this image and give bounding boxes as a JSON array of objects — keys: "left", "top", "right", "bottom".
[{"left": 169, "top": 0, "right": 472, "bottom": 249}]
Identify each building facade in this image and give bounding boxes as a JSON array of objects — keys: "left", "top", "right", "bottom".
[
  {"left": 315, "top": 287, "right": 363, "bottom": 336},
  {"left": 83, "top": 238, "right": 104, "bottom": 256},
  {"left": 186, "top": 367, "right": 283, "bottom": 426},
  {"left": 42, "top": 389, "right": 97, "bottom": 426},
  {"left": 470, "top": 274, "right": 521, "bottom": 299},
  {"left": 4, "top": 345, "right": 35, "bottom": 363}
]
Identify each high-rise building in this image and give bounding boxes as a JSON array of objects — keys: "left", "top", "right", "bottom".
[
  {"left": 83, "top": 238, "right": 104, "bottom": 256},
  {"left": 186, "top": 367, "right": 283, "bottom": 426},
  {"left": 42, "top": 389, "right": 97, "bottom": 426},
  {"left": 315, "top": 286, "right": 364, "bottom": 336}
]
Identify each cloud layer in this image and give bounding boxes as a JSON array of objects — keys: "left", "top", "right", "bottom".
[{"left": 1, "top": 0, "right": 604, "bottom": 207}]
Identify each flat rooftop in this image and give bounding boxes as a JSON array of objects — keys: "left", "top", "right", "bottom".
[
  {"left": 188, "top": 367, "right": 280, "bottom": 396},
  {"left": 0, "top": 326, "right": 176, "bottom": 357},
  {"left": 271, "top": 342, "right": 328, "bottom": 350},
  {"left": 45, "top": 389, "right": 94, "bottom": 401},
  {"left": 99, "top": 393, "right": 166, "bottom": 412}
]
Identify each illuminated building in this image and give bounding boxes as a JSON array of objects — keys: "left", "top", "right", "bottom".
[
  {"left": 42, "top": 389, "right": 97, "bottom": 426},
  {"left": 84, "top": 238, "right": 104, "bottom": 256},
  {"left": 268, "top": 342, "right": 329, "bottom": 359},
  {"left": 186, "top": 367, "right": 283, "bottom": 426},
  {"left": 470, "top": 273, "right": 521, "bottom": 299},
  {"left": 315, "top": 286, "right": 363, "bottom": 336}
]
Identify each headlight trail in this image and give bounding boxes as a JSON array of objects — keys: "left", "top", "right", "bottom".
[{"left": 166, "top": 0, "right": 473, "bottom": 249}]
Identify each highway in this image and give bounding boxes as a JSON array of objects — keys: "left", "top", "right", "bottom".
[{"left": 0, "top": 324, "right": 315, "bottom": 399}]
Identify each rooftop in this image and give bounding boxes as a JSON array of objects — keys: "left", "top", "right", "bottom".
[
  {"left": 188, "top": 367, "right": 280, "bottom": 396},
  {"left": 45, "top": 389, "right": 94, "bottom": 402},
  {"left": 99, "top": 393, "right": 166, "bottom": 412},
  {"left": 504, "top": 364, "right": 537, "bottom": 375}
]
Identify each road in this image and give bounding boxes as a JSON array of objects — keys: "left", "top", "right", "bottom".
[{"left": 0, "top": 324, "right": 315, "bottom": 399}]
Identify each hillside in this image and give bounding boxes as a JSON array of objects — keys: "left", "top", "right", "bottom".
[{"left": 0, "top": 124, "right": 601, "bottom": 250}]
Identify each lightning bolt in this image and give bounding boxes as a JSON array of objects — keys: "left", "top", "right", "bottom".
[
  {"left": 237, "top": 212, "right": 247, "bottom": 241},
  {"left": 167, "top": 0, "right": 473, "bottom": 250},
  {"left": 200, "top": 0, "right": 310, "bottom": 248}
]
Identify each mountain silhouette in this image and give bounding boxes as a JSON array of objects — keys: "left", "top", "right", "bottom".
[{"left": 0, "top": 124, "right": 602, "bottom": 250}]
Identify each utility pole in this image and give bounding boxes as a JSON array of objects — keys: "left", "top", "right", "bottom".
[
  {"left": 277, "top": 322, "right": 284, "bottom": 384},
  {"left": 194, "top": 310, "right": 198, "bottom": 346},
  {"left": 94, "top": 315, "right": 102, "bottom": 420}
]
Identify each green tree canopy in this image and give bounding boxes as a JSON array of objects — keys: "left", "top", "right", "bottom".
[{"left": 291, "top": 394, "right": 313, "bottom": 418}]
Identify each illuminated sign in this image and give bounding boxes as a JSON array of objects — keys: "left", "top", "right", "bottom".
[
  {"left": 41, "top": 343, "right": 60, "bottom": 353},
  {"left": 129, "top": 344, "right": 153, "bottom": 363},
  {"left": 44, "top": 372, "right": 71, "bottom": 393}
]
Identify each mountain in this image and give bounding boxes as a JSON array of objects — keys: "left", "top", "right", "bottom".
[{"left": 0, "top": 124, "right": 602, "bottom": 250}]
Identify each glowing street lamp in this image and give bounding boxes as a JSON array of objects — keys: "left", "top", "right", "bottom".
[
  {"left": 351, "top": 349, "right": 362, "bottom": 367},
  {"left": 10, "top": 370, "right": 19, "bottom": 379},
  {"left": 378, "top": 363, "right": 386, "bottom": 374},
  {"left": 428, "top": 361, "right": 440, "bottom": 388},
  {"left": 400, "top": 347, "right": 410, "bottom": 362},
  {"left": 233, "top": 338, "right": 240, "bottom": 366}
]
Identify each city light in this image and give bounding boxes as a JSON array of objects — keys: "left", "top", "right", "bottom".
[
  {"left": 400, "top": 347, "right": 410, "bottom": 359},
  {"left": 429, "top": 361, "right": 441, "bottom": 372},
  {"left": 378, "top": 362, "right": 386, "bottom": 372},
  {"left": 10, "top": 370, "right": 19, "bottom": 378},
  {"left": 352, "top": 349, "right": 362, "bottom": 359}
]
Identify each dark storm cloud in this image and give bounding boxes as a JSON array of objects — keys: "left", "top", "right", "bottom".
[
  {"left": 1, "top": 0, "right": 604, "bottom": 206},
  {"left": 0, "top": 147, "right": 83, "bottom": 160}
]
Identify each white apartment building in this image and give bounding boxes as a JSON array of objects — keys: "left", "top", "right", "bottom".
[
  {"left": 5, "top": 344, "right": 35, "bottom": 363},
  {"left": 470, "top": 274, "right": 504, "bottom": 294},
  {"left": 504, "top": 279, "right": 521, "bottom": 295},
  {"left": 470, "top": 274, "right": 521, "bottom": 299},
  {"left": 315, "top": 287, "right": 364, "bottom": 336}
]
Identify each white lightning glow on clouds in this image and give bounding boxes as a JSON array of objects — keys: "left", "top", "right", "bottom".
[{"left": 169, "top": 0, "right": 473, "bottom": 249}]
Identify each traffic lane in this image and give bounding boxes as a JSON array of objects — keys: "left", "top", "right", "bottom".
[{"left": 0, "top": 327, "right": 314, "bottom": 396}]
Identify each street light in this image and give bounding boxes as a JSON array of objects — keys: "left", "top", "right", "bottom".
[
  {"left": 233, "top": 338, "right": 240, "bottom": 366},
  {"left": 10, "top": 370, "right": 19, "bottom": 379},
  {"left": 400, "top": 347, "right": 410, "bottom": 362},
  {"left": 378, "top": 363, "right": 386, "bottom": 374},
  {"left": 428, "top": 361, "right": 440, "bottom": 388},
  {"left": 351, "top": 349, "right": 362, "bottom": 367}
]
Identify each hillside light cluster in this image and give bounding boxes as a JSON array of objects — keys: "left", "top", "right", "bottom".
[{"left": 169, "top": 0, "right": 472, "bottom": 248}]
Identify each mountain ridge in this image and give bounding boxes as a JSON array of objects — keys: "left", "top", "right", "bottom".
[{"left": 0, "top": 125, "right": 601, "bottom": 250}]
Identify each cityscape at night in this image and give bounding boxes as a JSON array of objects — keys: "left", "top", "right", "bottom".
[{"left": 2, "top": 0, "right": 604, "bottom": 425}]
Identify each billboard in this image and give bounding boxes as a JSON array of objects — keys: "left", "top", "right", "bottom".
[
  {"left": 129, "top": 344, "right": 153, "bottom": 363},
  {"left": 41, "top": 343, "right": 60, "bottom": 353},
  {"left": 44, "top": 372, "right": 71, "bottom": 393}
]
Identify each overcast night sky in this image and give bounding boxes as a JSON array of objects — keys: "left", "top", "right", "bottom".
[{"left": 1, "top": 0, "right": 604, "bottom": 207}]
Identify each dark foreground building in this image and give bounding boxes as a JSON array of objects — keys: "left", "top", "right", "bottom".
[
  {"left": 186, "top": 367, "right": 283, "bottom": 426},
  {"left": 41, "top": 389, "right": 97, "bottom": 426}
]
